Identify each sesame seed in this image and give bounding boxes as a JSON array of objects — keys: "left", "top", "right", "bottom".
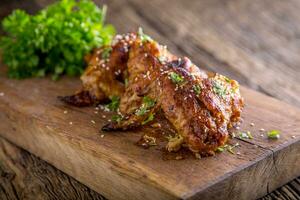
[
  {"left": 91, "top": 120, "right": 96, "bottom": 124},
  {"left": 260, "top": 134, "right": 264, "bottom": 137},
  {"left": 144, "top": 53, "right": 148, "bottom": 57},
  {"left": 95, "top": 107, "right": 99, "bottom": 110},
  {"left": 259, "top": 128, "right": 265, "bottom": 132},
  {"left": 69, "top": 122, "right": 73, "bottom": 125},
  {"left": 101, "top": 134, "right": 105, "bottom": 138},
  {"left": 250, "top": 122, "right": 255, "bottom": 127},
  {"left": 63, "top": 110, "right": 68, "bottom": 114},
  {"left": 236, "top": 127, "right": 240, "bottom": 130},
  {"left": 102, "top": 115, "right": 106, "bottom": 118},
  {"left": 108, "top": 119, "right": 111, "bottom": 122},
  {"left": 292, "top": 135, "right": 296, "bottom": 138},
  {"left": 0, "top": 92, "right": 4, "bottom": 96},
  {"left": 195, "top": 153, "right": 201, "bottom": 159},
  {"left": 94, "top": 111, "right": 98, "bottom": 114}
]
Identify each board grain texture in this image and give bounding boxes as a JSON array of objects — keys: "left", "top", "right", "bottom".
[
  {"left": 0, "top": 0, "right": 300, "bottom": 199},
  {"left": 0, "top": 67, "right": 299, "bottom": 200}
]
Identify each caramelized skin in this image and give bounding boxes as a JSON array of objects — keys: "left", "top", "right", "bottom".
[
  {"left": 61, "top": 32, "right": 244, "bottom": 155},
  {"left": 59, "top": 33, "right": 137, "bottom": 106}
]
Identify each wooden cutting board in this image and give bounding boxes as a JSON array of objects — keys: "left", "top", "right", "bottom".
[{"left": 0, "top": 68, "right": 299, "bottom": 200}]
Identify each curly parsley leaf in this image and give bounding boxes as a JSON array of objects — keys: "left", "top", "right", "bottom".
[{"left": 0, "top": 0, "right": 115, "bottom": 79}]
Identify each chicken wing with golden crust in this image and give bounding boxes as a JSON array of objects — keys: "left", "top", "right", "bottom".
[
  {"left": 61, "top": 29, "right": 244, "bottom": 155},
  {"left": 59, "top": 33, "right": 137, "bottom": 106}
]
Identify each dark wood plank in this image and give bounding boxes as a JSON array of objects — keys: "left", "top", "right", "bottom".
[
  {"left": 0, "top": 136, "right": 106, "bottom": 200},
  {"left": 0, "top": 67, "right": 299, "bottom": 199},
  {"left": 0, "top": 0, "right": 299, "bottom": 199}
]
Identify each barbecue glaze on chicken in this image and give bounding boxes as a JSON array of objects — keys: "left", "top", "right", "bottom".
[{"left": 60, "top": 29, "right": 244, "bottom": 155}]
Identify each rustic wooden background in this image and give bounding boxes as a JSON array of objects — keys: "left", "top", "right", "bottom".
[{"left": 0, "top": 0, "right": 299, "bottom": 199}]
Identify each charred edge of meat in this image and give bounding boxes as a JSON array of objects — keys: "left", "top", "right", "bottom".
[
  {"left": 101, "top": 122, "right": 122, "bottom": 131},
  {"left": 101, "top": 121, "right": 139, "bottom": 132},
  {"left": 58, "top": 90, "right": 98, "bottom": 107}
]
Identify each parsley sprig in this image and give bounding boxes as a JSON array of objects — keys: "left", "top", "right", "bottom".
[{"left": 0, "top": 0, "right": 115, "bottom": 80}]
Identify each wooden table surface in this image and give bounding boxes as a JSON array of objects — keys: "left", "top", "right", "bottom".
[{"left": 0, "top": 0, "right": 299, "bottom": 199}]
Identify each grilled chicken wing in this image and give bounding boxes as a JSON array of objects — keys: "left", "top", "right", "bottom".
[
  {"left": 60, "top": 30, "right": 244, "bottom": 155},
  {"left": 59, "top": 33, "right": 137, "bottom": 106}
]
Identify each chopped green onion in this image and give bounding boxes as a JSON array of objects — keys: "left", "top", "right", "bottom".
[
  {"left": 267, "top": 130, "right": 280, "bottom": 139},
  {"left": 158, "top": 55, "right": 166, "bottom": 63},
  {"left": 124, "top": 78, "right": 129, "bottom": 87},
  {"left": 216, "top": 143, "right": 239, "bottom": 154},
  {"left": 111, "top": 114, "right": 122, "bottom": 123},
  {"left": 216, "top": 146, "right": 225, "bottom": 152},
  {"left": 106, "top": 96, "right": 120, "bottom": 111},
  {"left": 193, "top": 84, "right": 201, "bottom": 95},
  {"left": 101, "top": 47, "right": 112, "bottom": 59},
  {"left": 227, "top": 143, "right": 240, "bottom": 154},
  {"left": 135, "top": 96, "right": 156, "bottom": 116},
  {"left": 138, "top": 27, "right": 153, "bottom": 43},
  {"left": 136, "top": 106, "right": 148, "bottom": 116},
  {"left": 213, "top": 81, "right": 227, "bottom": 99},
  {"left": 169, "top": 72, "right": 184, "bottom": 84},
  {"left": 224, "top": 76, "right": 231, "bottom": 83},
  {"left": 239, "top": 131, "right": 253, "bottom": 139},
  {"left": 142, "top": 113, "right": 154, "bottom": 125},
  {"left": 143, "top": 96, "right": 156, "bottom": 108}
]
